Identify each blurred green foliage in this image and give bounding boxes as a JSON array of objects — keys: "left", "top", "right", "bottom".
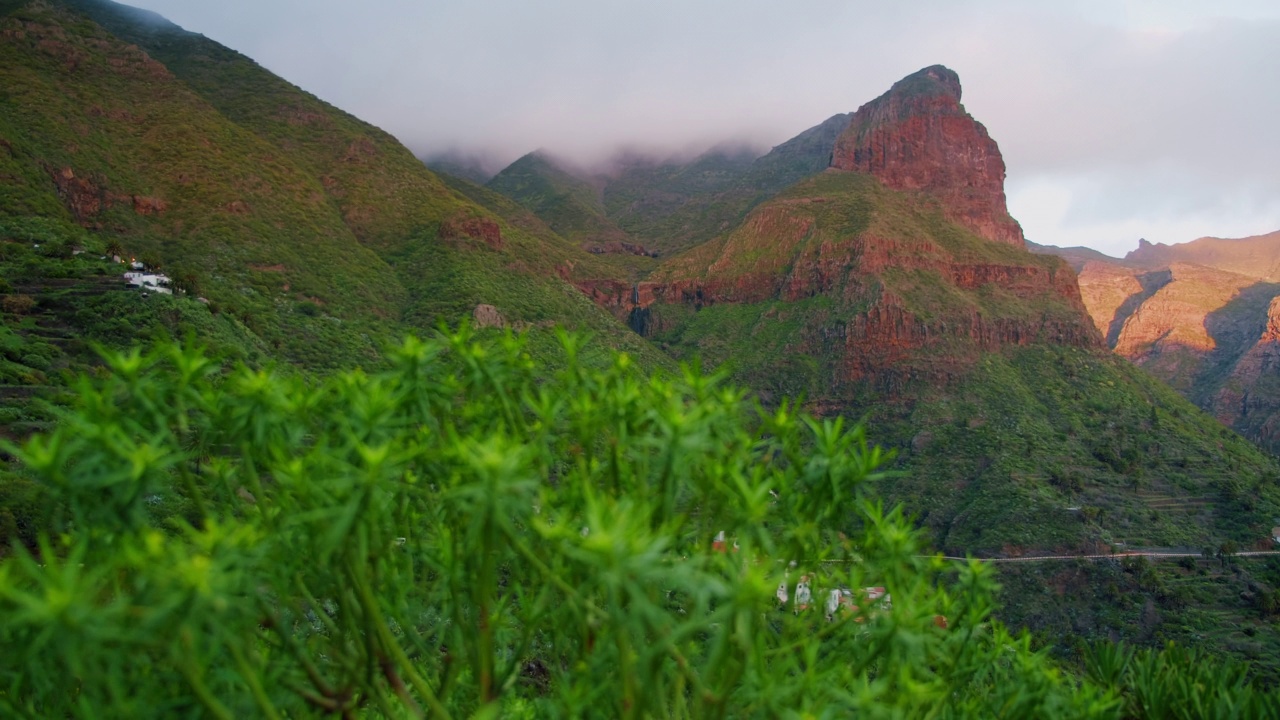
[{"left": 0, "top": 330, "right": 1138, "bottom": 717}]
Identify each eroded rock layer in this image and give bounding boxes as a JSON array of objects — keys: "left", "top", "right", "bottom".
[
  {"left": 830, "top": 65, "right": 1024, "bottom": 247},
  {"left": 1068, "top": 238, "right": 1280, "bottom": 452}
]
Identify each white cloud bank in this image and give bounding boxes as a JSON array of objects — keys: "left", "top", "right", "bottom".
[{"left": 132, "top": 0, "right": 1280, "bottom": 255}]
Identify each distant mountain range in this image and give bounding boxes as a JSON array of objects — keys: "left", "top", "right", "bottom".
[
  {"left": 1033, "top": 231, "right": 1280, "bottom": 453},
  {"left": 445, "top": 112, "right": 856, "bottom": 260}
]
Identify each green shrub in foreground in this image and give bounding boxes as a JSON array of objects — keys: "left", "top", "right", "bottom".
[{"left": 0, "top": 328, "right": 1242, "bottom": 717}]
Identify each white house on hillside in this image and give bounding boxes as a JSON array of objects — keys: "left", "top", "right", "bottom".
[{"left": 124, "top": 270, "right": 172, "bottom": 294}]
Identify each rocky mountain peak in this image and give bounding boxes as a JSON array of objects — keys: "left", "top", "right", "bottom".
[
  {"left": 830, "top": 65, "right": 1024, "bottom": 247},
  {"left": 890, "top": 64, "right": 962, "bottom": 102}
]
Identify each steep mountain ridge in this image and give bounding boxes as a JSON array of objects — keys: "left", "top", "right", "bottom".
[
  {"left": 485, "top": 151, "right": 634, "bottom": 250},
  {"left": 1126, "top": 231, "right": 1280, "bottom": 278},
  {"left": 1025, "top": 240, "right": 1125, "bottom": 272},
  {"left": 490, "top": 64, "right": 1027, "bottom": 261},
  {"left": 600, "top": 115, "right": 856, "bottom": 254},
  {"left": 1053, "top": 233, "right": 1280, "bottom": 452},
  {"left": 0, "top": 0, "right": 658, "bottom": 370},
  {"left": 422, "top": 150, "right": 498, "bottom": 185},
  {"left": 580, "top": 68, "right": 1093, "bottom": 384},
  {"left": 485, "top": 113, "right": 857, "bottom": 258},
  {"left": 590, "top": 171, "right": 1092, "bottom": 366}
]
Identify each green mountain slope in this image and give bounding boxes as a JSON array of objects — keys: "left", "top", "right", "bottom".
[
  {"left": 5, "top": 5, "right": 1280, "bottom": 682},
  {"left": 628, "top": 170, "right": 1280, "bottom": 555},
  {"left": 0, "top": 0, "right": 675, "bottom": 554},
  {"left": 599, "top": 145, "right": 759, "bottom": 254},
  {"left": 487, "top": 113, "right": 854, "bottom": 258},
  {"left": 437, "top": 168, "right": 659, "bottom": 282},
  {"left": 485, "top": 151, "right": 632, "bottom": 248},
  {"left": 598, "top": 114, "right": 857, "bottom": 256},
  {"left": 598, "top": 64, "right": 1280, "bottom": 559},
  {"left": 1, "top": 0, "right": 401, "bottom": 365},
  {"left": 0, "top": 0, "right": 662, "bottom": 372},
  {"left": 622, "top": 157, "right": 1280, "bottom": 672}
]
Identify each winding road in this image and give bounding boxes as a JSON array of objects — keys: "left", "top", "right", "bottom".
[{"left": 932, "top": 550, "right": 1280, "bottom": 563}]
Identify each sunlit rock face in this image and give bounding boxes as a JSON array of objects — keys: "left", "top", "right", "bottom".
[{"left": 831, "top": 65, "right": 1024, "bottom": 247}]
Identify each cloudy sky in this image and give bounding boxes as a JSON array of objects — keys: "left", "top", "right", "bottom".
[{"left": 131, "top": 0, "right": 1280, "bottom": 256}]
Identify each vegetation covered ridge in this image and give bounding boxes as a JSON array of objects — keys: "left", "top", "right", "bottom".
[{"left": 0, "top": 0, "right": 652, "bottom": 371}]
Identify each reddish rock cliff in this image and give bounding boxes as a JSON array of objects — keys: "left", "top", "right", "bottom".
[
  {"left": 830, "top": 65, "right": 1024, "bottom": 247},
  {"left": 1264, "top": 296, "right": 1280, "bottom": 343},
  {"left": 573, "top": 66, "right": 1100, "bottom": 401},
  {"left": 439, "top": 214, "right": 504, "bottom": 250},
  {"left": 1076, "top": 247, "right": 1280, "bottom": 451},
  {"left": 1075, "top": 261, "right": 1146, "bottom": 342},
  {"left": 1108, "top": 264, "right": 1249, "bottom": 360},
  {"left": 50, "top": 166, "right": 169, "bottom": 224},
  {"left": 1209, "top": 295, "right": 1280, "bottom": 447}
]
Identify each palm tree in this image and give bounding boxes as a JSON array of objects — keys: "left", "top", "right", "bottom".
[{"left": 170, "top": 271, "right": 200, "bottom": 296}]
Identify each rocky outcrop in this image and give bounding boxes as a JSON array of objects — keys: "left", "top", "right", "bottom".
[
  {"left": 584, "top": 228, "right": 1088, "bottom": 319},
  {"left": 472, "top": 303, "right": 507, "bottom": 329},
  {"left": 1213, "top": 296, "right": 1280, "bottom": 386},
  {"left": 830, "top": 65, "right": 1023, "bottom": 247},
  {"left": 51, "top": 166, "right": 107, "bottom": 221},
  {"left": 131, "top": 195, "right": 168, "bottom": 215},
  {"left": 1079, "top": 261, "right": 1266, "bottom": 361},
  {"left": 1263, "top": 296, "right": 1280, "bottom": 342},
  {"left": 1108, "top": 264, "right": 1248, "bottom": 359},
  {"left": 581, "top": 231, "right": 1098, "bottom": 390},
  {"left": 842, "top": 296, "right": 1095, "bottom": 384},
  {"left": 1209, "top": 296, "right": 1280, "bottom": 449},
  {"left": 439, "top": 215, "right": 504, "bottom": 250},
  {"left": 49, "top": 166, "right": 168, "bottom": 223},
  {"left": 1075, "top": 261, "right": 1146, "bottom": 343},
  {"left": 949, "top": 263, "right": 1087, "bottom": 306}
]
